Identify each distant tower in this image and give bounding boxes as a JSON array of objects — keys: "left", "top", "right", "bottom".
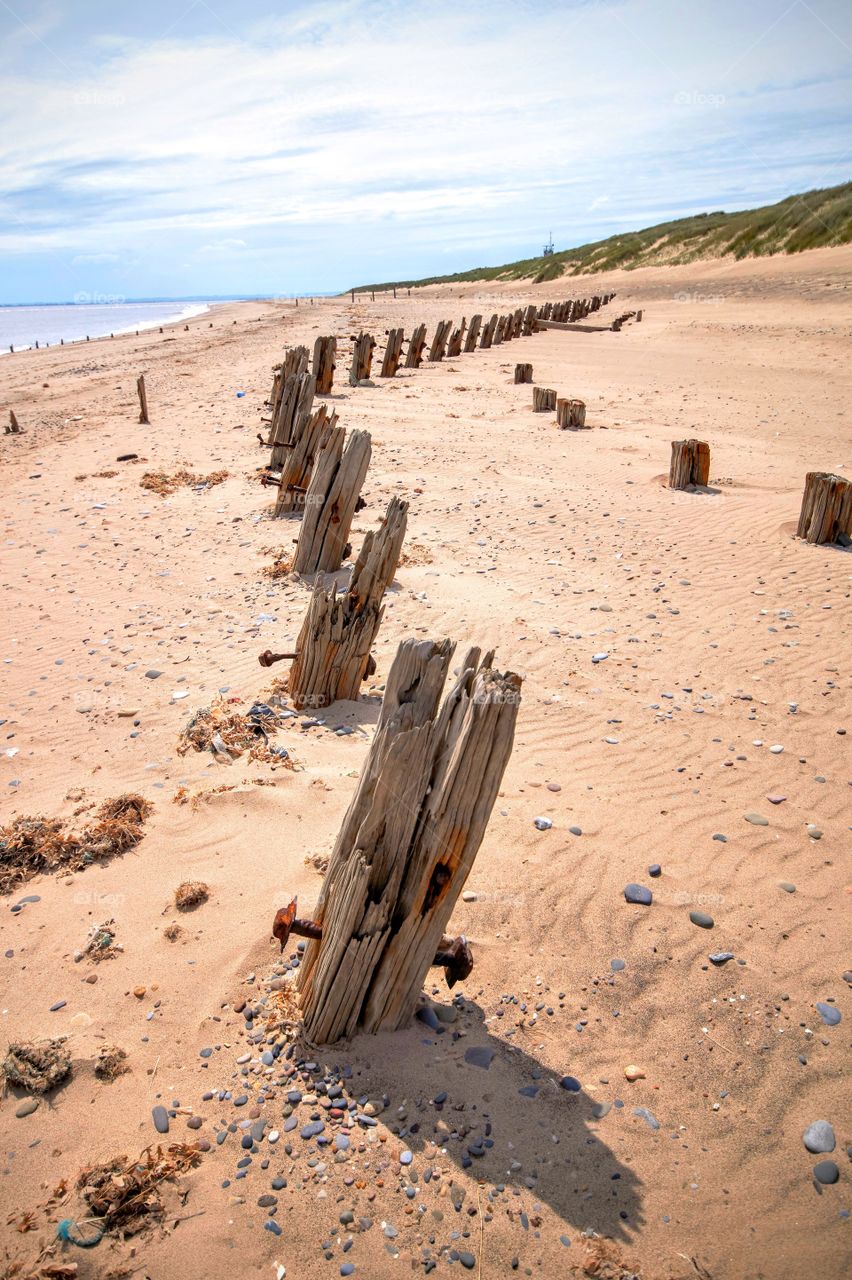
[{"left": 542, "top": 231, "right": 555, "bottom": 257}]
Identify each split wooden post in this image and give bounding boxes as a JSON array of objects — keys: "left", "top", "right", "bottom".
[
  {"left": 464, "top": 315, "right": 482, "bottom": 352},
  {"left": 446, "top": 320, "right": 466, "bottom": 358},
  {"left": 136, "top": 375, "right": 149, "bottom": 424},
  {"left": 313, "top": 336, "right": 337, "bottom": 395},
  {"left": 522, "top": 304, "right": 538, "bottom": 336},
  {"left": 556, "top": 397, "right": 587, "bottom": 429},
  {"left": 273, "top": 404, "right": 339, "bottom": 517},
  {"left": 533, "top": 387, "right": 557, "bottom": 412},
  {"left": 292, "top": 428, "right": 372, "bottom": 575},
  {"left": 405, "top": 324, "right": 427, "bottom": 368},
  {"left": 480, "top": 314, "right": 498, "bottom": 349},
  {"left": 428, "top": 321, "right": 452, "bottom": 362},
  {"left": 796, "top": 472, "right": 852, "bottom": 545},
  {"left": 269, "top": 371, "right": 316, "bottom": 469},
  {"left": 6, "top": 410, "right": 22, "bottom": 435},
  {"left": 380, "top": 329, "right": 405, "bottom": 378},
  {"left": 283, "top": 346, "right": 309, "bottom": 379},
  {"left": 288, "top": 497, "right": 408, "bottom": 709},
  {"left": 514, "top": 363, "right": 533, "bottom": 384},
  {"left": 349, "top": 333, "right": 376, "bottom": 384},
  {"left": 295, "top": 639, "right": 522, "bottom": 1043},
  {"left": 669, "top": 439, "right": 710, "bottom": 489}
]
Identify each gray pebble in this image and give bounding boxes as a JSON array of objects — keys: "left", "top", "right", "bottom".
[
  {"left": 689, "top": 911, "right": 714, "bottom": 928},
  {"left": 15, "top": 1098, "right": 39, "bottom": 1118},
  {"left": 813, "top": 1161, "right": 839, "bottom": 1185},
  {"left": 816, "top": 1002, "right": 841, "bottom": 1026},
  {"left": 152, "top": 1105, "right": 170, "bottom": 1134},
  {"left": 803, "top": 1121, "right": 835, "bottom": 1154},
  {"left": 624, "top": 884, "right": 652, "bottom": 905}
]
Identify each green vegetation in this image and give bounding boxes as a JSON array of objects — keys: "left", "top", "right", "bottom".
[{"left": 351, "top": 181, "right": 852, "bottom": 292}]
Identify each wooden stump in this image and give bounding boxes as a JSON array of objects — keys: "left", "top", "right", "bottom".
[
  {"left": 522, "top": 304, "right": 538, "bottom": 336},
  {"left": 796, "top": 472, "right": 852, "bottom": 545},
  {"left": 293, "top": 428, "right": 372, "bottom": 575},
  {"left": 533, "top": 387, "right": 557, "bottom": 412},
  {"left": 273, "top": 404, "right": 339, "bottom": 517},
  {"left": 556, "top": 397, "right": 586, "bottom": 429},
  {"left": 669, "top": 439, "right": 710, "bottom": 489},
  {"left": 514, "top": 363, "right": 533, "bottom": 384},
  {"left": 6, "top": 410, "right": 21, "bottom": 435},
  {"left": 313, "top": 336, "right": 337, "bottom": 395},
  {"left": 349, "top": 333, "right": 376, "bottom": 384},
  {"left": 447, "top": 320, "right": 466, "bottom": 358},
  {"left": 464, "top": 315, "right": 482, "bottom": 352},
  {"left": 405, "top": 324, "right": 427, "bottom": 368},
  {"left": 636, "top": 310, "right": 643, "bottom": 322},
  {"left": 269, "top": 371, "right": 316, "bottom": 469},
  {"left": 136, "top": 375, "right": 149, "bottom": 424},
  {"left": 480, "top": 315, "right": 498, "bottom": 349},
  {"left": 288, "top": 497, "right": 408, "bottom": 709},
  {"left": 295, "top": 638, "right": 522, "bottom": 1042},
  {"left": 511, "top": 309, "right": 524, "bottom": 338},
  {"left": 283, "top": 346, "right": 309, "bottom": 379},
  {"left": 380, "top": 329, "right": 404, "bottom": 378},
  {"left": 428, "top": 321, "right": 452, "bottom": 362}
]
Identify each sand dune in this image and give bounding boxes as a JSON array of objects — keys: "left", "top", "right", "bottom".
[{"left": 0, "top": 245, "right": 849, "bottom": 1279}]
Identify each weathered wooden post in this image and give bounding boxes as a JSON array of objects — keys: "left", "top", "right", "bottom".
[
  {"left": 269, "top": 371, "right": 316, "bottom": 469},
  {"left": 636, "top": 309, "right": 643, "bottom": 322},
  {"left": 428, "top": 321, "right": 452, "bottom": 362},
  {"left": 533, "top": 387, "right": 557, "bottom": 412},
  {"left": 288, "top": 497, "right": 408, "bottom": 709},
  {"left": 136, "top": 375, "right": 149, "bottom": 424},
  {"left": 522, "top": 304, "right": 538, "bottom": 336},
  {"left": 514, "top": 363, "right": 533, "bottom": 384},
  {"left": 669, "top": 439, "right": 710, "bottom": 489},
  {"left": 349, "top": 333, "right": 376, "bottom": 384},
  {"left": 446, "top": 319, "right": 466, "bottom": 358},
  {"left": 492, "top": 315, "right": 506, "bottom": 345},
  {"left": 313, "top": 336, "right": 337, "bottom": 395},
  {"left": 380, "top": 328, "right": 404, "bottom": 378},
  {"left": 274, "top": 404, "right": 339, "bottom": 517},
  {"left": 6, "top": 410, "right": 22, "bottom": 435},
  {"left": 292, "top": 639, "right": 522, "bottom": 1043},
  {"left": 556, "top": 397, "right": 587, "bottom": 429},
  {"left": 405, "top": 324, "right": 427, "bottom": 368},
  {"left": 480, "top": 314, "right": 498, "bottom": 349},
  {"left": 464, "top": 315, "right": 482, "bottom": 352},
  {"left": 292, "top": 428, "right": 372, "bottom": 575},
  {"left": 796, "top": 472, "right": 852, "bottom": 545}
]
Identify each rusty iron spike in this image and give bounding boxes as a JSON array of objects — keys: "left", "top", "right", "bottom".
[
  {"left": 271, "top": 899, "right": 473, "bottom": 987},
  {"left": 258, "top": 649, "right": 299, "bottom": 668}
]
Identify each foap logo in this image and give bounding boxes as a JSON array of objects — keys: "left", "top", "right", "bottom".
[
  {"left": 73, "top": 291, "right": 126, "bottom": 306},
  {"left": 673, "top": 290, "right": 725, "bottom": 306},
  {"left": 73, "top": 88, "right": 127, "bottom": 108},
  {"left": 674, "top": 90, "right": 726, "bottom": 108},
  {"left": 73, "top": 889, "right": 126, "bottom": 908}
]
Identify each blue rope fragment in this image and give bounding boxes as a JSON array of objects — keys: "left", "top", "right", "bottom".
[{"left": 57, "top": 1217, "right": 104, "bottom": 1248}]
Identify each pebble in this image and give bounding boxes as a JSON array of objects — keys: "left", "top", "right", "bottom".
[
  {"left": 49, "top": 1000, "right": 67, "bottom": 1012},
  {"left": 400, "top": 1150, "right": 412, "bottom": 1165},
  {"left": 633, "top": 1106, "right": 659, "bottom": 1131},
  {"left": 803, "top": 1121, "right": 835, "bottom": 1154},
  {"left": 560, "top": 1076, "right": 581, "bottom": 1092},
  {"left": 464, "top": 1046, "right": 494, "bottom": 1069},
  {"left": 461, "top": 891, "right": 477, "bottom": 902},
  {"left": 340, "top": 1266, "right": 356, "bottom": 1277},
  {"left": 623, "top": 884, "right": 652, "bottom": 906},
  {"left": 187, "top": 1115, "right": 203, "bottom": 1130},
  {"left": 458, "top": 1253, "right": 476, "bottom": 1270},
  {"left": 533, "top": 817, "right": 552, "bottom": 831},
  {"left": 807, "top": 825, "right": 823, "bottom": 840},
  {"left": 813, "top": 1161, "right": 839, "bottom": 1185},
  {"left": 689, "top": 911, "right": 714, "bottom": 929},
  {"left": 152, "top": 1105, "right": 170, "bottom": 1134},
  {"left": 624, "top": 1065, "right": 645, "bottom": 1082},
  {"left": 648, "top": 863, "right": 661, "bottom": 877},
  {"left": 778, "top": 882, "right": 796, "bottom": 893},
  {"left": 709, "top": 953, "right": 735, "bottom": 965},
  {"left": 416, "top": 1005, "right": 441, "bottom": 1031},
  {"left": 744, "top": 812, "right": 768, "bottom": 826},
  {"left": 568, "top": 825, "right": 582, "bottom": 836},
  {"left": 610, "top": 958, "right": 626, "bottom": 972},
  {"left": 591, "top": 653, "right": 609, "bottom": 663},
  {"left": 15, "top": 1099, "right": 39, "bottom": 1118},
  {"left": 815, "top": 1002, "right": 841, "bottom": 1026},
  {"left": 769, "top": 744, "right": 784, "bottom": 754},
  {"left": 767, "top": 794, "right": 786, "bottom": 804}
]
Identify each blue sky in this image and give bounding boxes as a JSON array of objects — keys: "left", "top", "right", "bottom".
[{"left": 1, "top": 0, "right": 850, "bottom": 303}]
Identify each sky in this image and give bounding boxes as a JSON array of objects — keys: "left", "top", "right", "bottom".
[{"left": 1, "top": 0, "right": 850, "bottom": 303}]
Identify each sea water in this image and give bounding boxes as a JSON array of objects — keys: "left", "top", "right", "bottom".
[{"left": 0, "top": 300, "right": 214, "bottom": 353}]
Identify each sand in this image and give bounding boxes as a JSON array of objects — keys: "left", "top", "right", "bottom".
[{"left": 0, "top": 246, "right": 849, "bottom": 1279}]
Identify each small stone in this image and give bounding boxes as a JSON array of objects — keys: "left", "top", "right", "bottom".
[
  {"left": 15, "top": 1099, "right": 39, "bottom": 1118},
  {"left": 778, "top": 882, "right": 797, "bottom": 893},
  {"left": 689, "top": 911, "right": 714, "bottom": 929},
  {"left": 709, "top": 953, "right": 734, "bottom": 965},
  {"left": 633, "top": 1106, "right": 659, "bottom": 1130},
  {"left": 816, "top": 1002, "right": 841, "bottom": 1026},
  {"left": 744, "top": 812, "right": 769, "bottom": 826},
  {"left": 624, "top": 1065, "right": 645, "bottom": 1082},
  {"left": 767, "top": 794, "right": 786, "bottom": 804},
  {"left": 624, "top": 884, "right": 652, "bottom": 906},
  {"left": 187, "top": 1115, "right": 203, "bottom": 1130},
  {"left": 49, "top": 1000, "right": 67, "bottom": 1012},
  {"left": 400, "top": 1150, "right": 413, "bottom": 1165},
  {"left": 461, "top": 891, "right": 477, "bottom": 902},
  {"left": 533, "top": 816, "right": 552, "bottom": 831},
  {"left": 648, "top": 863, "right": 661, "bottom": 877},
  {"left": 144, "top": 669, "right": 163, "bottom": 680},
  {"left": 769, "top": 744, "right": 784, "bottom": 754},
  {"left": 803, "top": 1121, "right": 835, "bottom": 1154},
  {"left": 568, "top": 825, "right": 582, "bottom": 836},
  {"left": 610, "top": 958, "right": 625, "bottom": 972},
  {"left": 813, "top": 1161, "right": 839, "bottom": 1185},
  {"left": 807, "top": 825, "right": 823, "bottom": 840},
  {"left": 560, "top": 1076, "right": 581, "bottom": 1092},
  {"left": 458, "top": 1253, "right": 476, "bottom": 1270},
  {"left": 152, "top": 1105, "right": 170, "bottom": 1134},
  {"left": 464, "top": 1046, "right": 494, "bottom": 1069}
]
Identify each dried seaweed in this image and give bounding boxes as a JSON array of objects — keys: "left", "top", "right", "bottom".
[
  {"left": 174, "top": 881, "right": 208, "bottom": 911},
  {"left": 261, "top": 548, "right": 292, "bottom": 579},
  {"left": 3, "top": 1040, "right": 71, "bottom": 1095},
  {"left": 76, "top": 1142, "right": 202, "bottom": 1237},
  {"left": 176, "top": 697, "right": 293, "bottom": 767},
  {"left": 140, "top": 469, "right": 228, "bottom": 497},
  {"left": 80, "top": 919, "right": 121, "bottom": 963},
  {"left": 0, "top": 794, "right": 151, "bottom": 895},
  {"left": 94, "top": 1045, "right": 129, "bottom": 1082}
]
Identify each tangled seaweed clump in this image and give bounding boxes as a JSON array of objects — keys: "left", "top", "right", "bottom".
[
  {"left": 0, "top": 795, "right": 152, "bottom": 895},
  {"left": 177, "top": 697, "right": 293, "bottom": 766},
  {"left": 75, "top": 1142, "right": 203, "bottom": 1237},
  {"left": 3, "top": 1040, "right": 72, "bottom": 1095},
  {"left": 140, "top": 468, "right": 228, "bottom": 496}
]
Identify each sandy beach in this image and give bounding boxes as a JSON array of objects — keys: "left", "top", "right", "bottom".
[{"left": 0, "top": 246, "right": 849, "bottom": 1280}]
